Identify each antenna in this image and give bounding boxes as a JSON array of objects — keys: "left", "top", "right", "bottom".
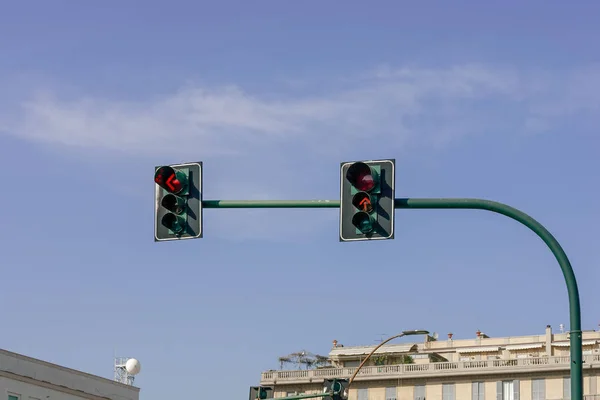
[
  {"left": 114, "top": 357, "right": 141, "bottom": 385},
  {"left": 375, "top": 333, "right": 388, "bottom": 343}
]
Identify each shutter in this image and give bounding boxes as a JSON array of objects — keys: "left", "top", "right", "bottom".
[
  {"left": 385, "top": 387, "right": 396, "bottom": 400},
  {"left": 513, "top": 380, "right": 520, "bottom": 400},
  {"left": 472, "top": 382, "right": 479, "bottom": 400},
  {"left": 358, "top": 388, "right": 368, "bottom": 400},
  {"left": 496, "top": 381, "right": 502, "bottom": 400},
  {"left": 564, "top": 377, "right": 571, "bottom": 400},
  {"left": 539, "top": 379, "right": 545, "bottom": 400},
  {"left": 414, "top": 385, "right": 425, "bottom": 400},
  {"left": 445, "top": 384, "right": 455, "bottom": 400}
]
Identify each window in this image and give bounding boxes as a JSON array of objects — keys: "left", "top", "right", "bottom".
[
  {"left": 472, "top": 382, "right": 485, "bottom": 400},
  {"left": 8, "top": 395, "right": 20, "bottom": 400},
  {"left": 442, "top": 383, "right": 455, "bottom": 400},
  {"left": 357, "top": 388, "right": 368, "bottom": 400},
  {"left": 414, "top": 384, "right": 426, "bottom": 400},
  {"left": 345, "top": 360, "right": 360, "bottom": 367},
  {"left": 385, "top": 387, "right": 396, "bottom": 400},
  {"left": 563, "top": 377, "right": 571, "bottom": 400},
  {"left": 532, "top": 379, "right": 545, "bottom": 400},
  {"left": 496, "top": 380, "right": 520, "bottom": 400}
]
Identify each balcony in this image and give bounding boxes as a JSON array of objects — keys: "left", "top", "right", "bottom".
[{"left": 260, "top": 355, "right": 600, "bottom": 384}]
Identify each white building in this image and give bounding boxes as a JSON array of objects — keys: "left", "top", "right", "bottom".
[{"left": 0, "top": 349, "right": 140, "bottom": 400}]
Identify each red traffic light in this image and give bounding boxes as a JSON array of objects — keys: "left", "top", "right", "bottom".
[
  {"left": 155, "top": 166, "right": 185, "bottom": 194},
  {"left": 346, "top": 162, "right": 377, "bottom": 192}
]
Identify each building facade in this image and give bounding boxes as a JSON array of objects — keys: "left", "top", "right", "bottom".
[
  {"left": 0, "top": 349, "right": 140, "bottom": 400},
  {"left": 259, "top": 325, "right": 600, "bottom": 400}
]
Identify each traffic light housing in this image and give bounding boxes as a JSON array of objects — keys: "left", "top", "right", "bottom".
[
  {"left": 323, "top": 379, "right": 349, "bottom": 400},
  {"left": 249, "top": 386, "right": 274, "bottom": 400},
  {"left": 339, "top": 159, "right": 395, "bottom": 241},
  {"left": 154, "top": 162, "right": 203, "bottom": 241}
]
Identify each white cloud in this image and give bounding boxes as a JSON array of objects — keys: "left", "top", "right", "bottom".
[{"left": 2, "top": 63, "right": 565, "bottom": 160}]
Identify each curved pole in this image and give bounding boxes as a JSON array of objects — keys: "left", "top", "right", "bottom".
[
  {"left": 395, "top": 198, "right": 583, "bottom": 400},
  {"left": 348, "top": 333, "right": 407, "bottom": 385},
  {"left": 204, "top": 198, "right": 583, "bottom": 399}
]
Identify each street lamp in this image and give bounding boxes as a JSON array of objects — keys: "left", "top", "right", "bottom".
[{"left": 348, "top": 330, "right": 429, "bottom": 385}]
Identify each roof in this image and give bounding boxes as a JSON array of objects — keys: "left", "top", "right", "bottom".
[
  {"left": 552, "top": 340, "right": 598, "bottom": 347},
  {"left": 329, "top": 343, "right": 418, "bottom": 357}
]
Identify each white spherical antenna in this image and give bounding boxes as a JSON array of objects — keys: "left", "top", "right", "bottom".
[{"left": 125, "top": 358, "right": 141, "bottom": 375}]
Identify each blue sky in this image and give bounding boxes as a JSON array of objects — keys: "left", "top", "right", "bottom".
[{"left": 1, "top": 1, "right": 599, "bottom": 399}]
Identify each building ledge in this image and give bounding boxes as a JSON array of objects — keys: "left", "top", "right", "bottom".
[{"left": 261, "top": 354, "right": 600, "bottom": 385}]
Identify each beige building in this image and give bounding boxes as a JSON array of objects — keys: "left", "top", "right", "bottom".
[{"left": 259, "top": 325, "right": 600, "bottom": 400}]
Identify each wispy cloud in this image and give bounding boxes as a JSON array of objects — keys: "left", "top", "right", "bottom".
[{"left": 7, "top": 63, "right": 596, "bottom": 160}]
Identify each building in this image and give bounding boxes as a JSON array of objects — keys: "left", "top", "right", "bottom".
[
  {"left": 259, "top": 325, "right": 600, "bottom": 400},
  {"left": 0, "top": 348, "right": 140, "bottom": 400}
]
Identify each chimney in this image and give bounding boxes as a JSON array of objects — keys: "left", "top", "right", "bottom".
[
  {"left": 545, "top": 325, "right": 552, "bottom": 356},
  {"left": 332, "top": 340, "right": 338, "bottom": 348},
  {"left": 476, "top": 330, "right": 481, "bottom": 337},
  {"left": 448, "top": 333, "right": 453, "bottom": 340}
]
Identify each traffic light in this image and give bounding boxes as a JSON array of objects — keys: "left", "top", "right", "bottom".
[
  {"left": 323, "top": 379, "right": 348, "bottom": 400},
  {"left": 249, "top": 386, "right": 274, "bottom": 400},
  {"left": 154, "top": 162, "right": 203, "bottom": 241},
  {"left": 339, "top": 159, "right": 395, "bottom": 241}
]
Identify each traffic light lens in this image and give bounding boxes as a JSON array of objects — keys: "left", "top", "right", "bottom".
[
  {"left": 352, "top": 212, "right": 374, "bottom": 233},
  {"left": 258, "top": 389, "right": 267, "bottom": 399},
  {"left": 161, "top": 213, "right": 184, "bottom": 234},
  {"left": 161, "top": 194, "right": 185, "bottom": 214},
  {"left": 352, "top": 192, "right": 374, "bottom": 213},
  {"left": 346, "top": 162, "right": 376, "bottom": 192},
  {"left": 155, "top": 166, "right": 184, "bottom": 194},
  {"left": 332, "top": 381, "right": 342, "bottom": 392}
]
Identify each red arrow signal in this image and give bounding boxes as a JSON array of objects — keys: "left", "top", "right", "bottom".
[{"left": 155, "top": 166, "right": 183, "bottom": 194}]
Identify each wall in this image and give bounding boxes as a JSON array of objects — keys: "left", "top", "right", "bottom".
[
  {"left": 340, "top": 375, "right": 595, "bottom": 400},
  {"left": 272, "top": 371, "right": 600, "bottom": 400},
  {"left": 0, "top": 350, "right": 139, "bottom": 400},
  {"left": 2, "top": 376, "right": 89, "bottom": 400}
]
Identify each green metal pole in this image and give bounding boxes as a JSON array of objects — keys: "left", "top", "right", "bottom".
[
  {"left": 203, "top": 200, "right": 340, "bottom": 208},
  {"left": 204, "top": 198, "right": 582, "bottom": 400},
  {"left": 271, "top": 393, "right": 331, "bottom": 400},
  {"left": 394, "top": 198, "right": 582, "bottom": 400}
]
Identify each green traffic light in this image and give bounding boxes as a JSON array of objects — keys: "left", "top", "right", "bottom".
[
  {"left": 352, "top": 212, "right": 375, "bottom": 233},
  {"left": 161, "top": 213, "right": 185, "bottom": 234},
  {"left": 332, "top": 381, "right": 342, "bottom": 393}
]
